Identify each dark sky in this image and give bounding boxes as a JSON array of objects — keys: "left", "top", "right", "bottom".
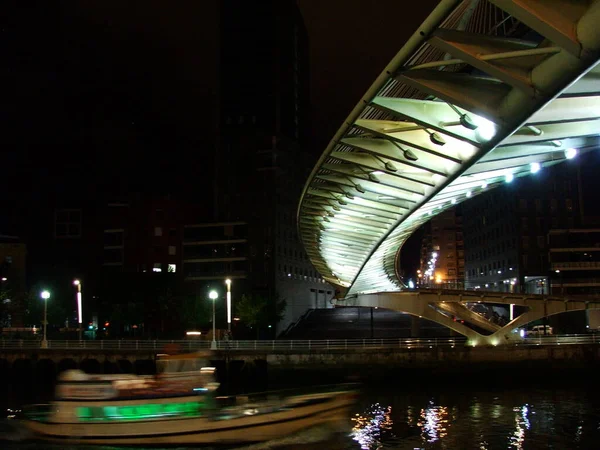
[
  {"left": 298, "top": 0, "right": 436, "bottom": 151},
  {"left": 1, "top": 0, "right": 436, "bottom": 186}
]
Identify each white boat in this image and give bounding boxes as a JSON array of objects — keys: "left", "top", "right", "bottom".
[{"left": 21, "top": 351, "right": 358, "bottom": 445}]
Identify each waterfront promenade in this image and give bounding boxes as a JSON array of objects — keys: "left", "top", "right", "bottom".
[{"left": 1, "top": 335, "right": 599, "bottom": 371}]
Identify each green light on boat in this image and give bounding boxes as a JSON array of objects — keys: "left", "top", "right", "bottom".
[{"left": 76, "top": 401, "right": 203, "bottom": 421}]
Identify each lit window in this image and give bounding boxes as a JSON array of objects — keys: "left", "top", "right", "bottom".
[
  {"left": 168, "top": 245, "right": 176, "bottom": 255},
  {"left": 168, "top": 264, "right": 176, "bottom": 273},
  {"left": 154, "top": 227, "right": 163, "bottom": 237},
  {"left": 153, "top": 263, "right": 162, "bottom": 273}
]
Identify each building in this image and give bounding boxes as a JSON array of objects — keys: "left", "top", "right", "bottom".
[
  {"left": 463, "top": 158, "right": 584, "bottom": 294},
  {"left": 2, "top": 1, "right": 331, "bottom": 336},
  {"left": 216, "top": 0, "right": 333, "bottom": 333},
  {"left": 0, "top": 235, "right": 27, "bottom": 327},
  {"left": 548, "top": 228, "right": 600, "bottom": 331},
  {"left": 419, "top": 208, "right": 464, "bottom": 288}
]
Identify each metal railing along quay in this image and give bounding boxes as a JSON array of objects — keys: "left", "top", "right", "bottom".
[{"left": 0, "top": 335, "right": 598, "bottom": 351}]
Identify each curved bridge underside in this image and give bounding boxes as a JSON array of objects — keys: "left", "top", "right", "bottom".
[{"left": 298, "top": 0, "right": 600, "bottom": 297}]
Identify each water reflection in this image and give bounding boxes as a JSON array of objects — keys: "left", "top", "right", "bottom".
[
  {"left": 417, "top": 401, "right": 449, "bottom": 443},
  {"left": 351, "top": 402, "right": 393, "bottom": 449},
  {"left": 510, "top": 404, "right": 531, "bottom": 449}
]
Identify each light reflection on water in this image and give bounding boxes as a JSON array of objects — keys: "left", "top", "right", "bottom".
[
  {"left": 3, "top": 385, "right": 600, "bottom": 449},
  {"left": 347, "top": 385, "right": 600, "bottom": 449},
  {"left": 351, "top": 402, "right": 393, "bottom": 449}
]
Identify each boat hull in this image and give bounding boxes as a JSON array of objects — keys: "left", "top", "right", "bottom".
[{"left": 22, "top": 391, "right": 356, "bottom": 445}]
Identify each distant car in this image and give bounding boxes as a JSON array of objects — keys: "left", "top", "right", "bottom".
[{"left": 527, "top": 325, "right": 553, "bottom": 336}]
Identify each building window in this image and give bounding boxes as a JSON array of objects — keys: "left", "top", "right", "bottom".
[
  {"left": 153, "top": 263, "right": 162, "bottom": 273},
  {"left": 168, "top": 245, "right": 176, "bottom": 256},
  {"left": 537, "top": 236, "right": 545, "bottom": 248},
  {"left": 104, "top": 229, "right": 124, "bottom": 247},
  {"left": 154, "top": 227, "right": 163, "bottom": 237},
  {"left": 168, "top": 264, "right": 176, "bottom": 273},
  {"left": 55, "top": 209, "right": 82, "bottom": 239},
  {"left": 103, "top": 248, "right": 123, "bottom": 265},
  {"left": 565, "top": 199, "right": 573, "bottom": 212}
]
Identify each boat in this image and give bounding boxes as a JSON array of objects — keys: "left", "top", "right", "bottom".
[{"left": 20, "top": 351, "right": 358, "bottom": 445}]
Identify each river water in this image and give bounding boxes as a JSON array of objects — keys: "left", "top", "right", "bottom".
[{"left": 2, "top": 380, "right": 599, "bottom": 449}]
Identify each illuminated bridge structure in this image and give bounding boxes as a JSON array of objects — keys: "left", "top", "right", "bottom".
[{"left": 297, "top": 0, "right": 600, "bottom": 345}]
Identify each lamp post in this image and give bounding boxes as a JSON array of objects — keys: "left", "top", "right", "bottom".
[
  {"left": 41, "top": 290, "right": 50, "bottom": 348},
  {"left": 225, "top": 279, "right": 232, "bottom": 334},
  {"left": 209, "top": 290, "right": 218, "bottom": 350},
  {"left": 73, "top": 279, "right": 83, "bottom": 341}
]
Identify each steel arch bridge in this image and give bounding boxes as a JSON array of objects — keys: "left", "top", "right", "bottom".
[{"left": 298, "top": 0, "right": 600, "bottom": 301}]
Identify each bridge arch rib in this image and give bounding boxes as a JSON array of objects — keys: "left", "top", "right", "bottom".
[{"left": 298, "top": 0, "right": 600, "bottom": 297}]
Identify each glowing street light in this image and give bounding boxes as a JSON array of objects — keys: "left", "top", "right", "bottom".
[
  {"left": 40, "top": 290, "right": 50, "bottom": 348},
  {"left": 225, "top": 279, "right": 232, "bottom": 334},
  {"left": 209, "top": 290, "right": 218, "bottom": 350},
  {"left": 73, "top": 279, "right": 83, "bottom": 341}
]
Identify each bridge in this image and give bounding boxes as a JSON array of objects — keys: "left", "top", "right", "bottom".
[
  {"left": 297, "top": 0, "right": 600, "bottom": 342},
  {"left": 337, "top": 289, "right": 600, "bottom": 346}
]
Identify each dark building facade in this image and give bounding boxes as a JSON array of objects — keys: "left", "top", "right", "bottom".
[
  {"left": 2, "top": 1, "right": 331, "bottom": 336},
  {"left": 0, "top": 235, "right": 27, "bottom": 327},
  {"left": 548, "top": 228, "right": 600, "bottom": 296},
  {"left": 548, "top": 228, "right": 600, "bottom": 331},
  {"left": 463, "top": 159, "right": 584, "bottom": 294},
  {"left": 215, "top": 0, "right": 332, "bottom": 333}
]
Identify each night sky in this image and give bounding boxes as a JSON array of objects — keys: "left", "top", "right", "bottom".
[{"left": 1, "top": 0, "right": 435, "bottom": 184}]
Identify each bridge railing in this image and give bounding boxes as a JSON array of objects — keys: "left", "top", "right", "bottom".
[
  {"left": 0, "top": 337, "right": 465, "bottom": 351},
  {"left": 0, "top": 335, "right": 598, "bottom": 351}
]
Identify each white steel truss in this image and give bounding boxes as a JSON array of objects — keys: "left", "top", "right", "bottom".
[{"left": 297, "top": 0, "right": 600, "bottom": 296}]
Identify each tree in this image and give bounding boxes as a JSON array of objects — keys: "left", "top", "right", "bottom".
[
  {"left": 178, "top": 294, "right": 211, "bottom": 331},
  {"left": 236, "top": 292, "right": 287, "bottom": 338}
]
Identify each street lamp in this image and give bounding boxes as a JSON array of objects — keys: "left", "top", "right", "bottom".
[
  {"left": 40, "top": 290, "right": 50, "bottom": 348},
  {"left": 209, "top": 290, "right": 218, "bottom": 350},
  {"left": 225, "top": 279, "right": 232, "bottom": 334},
  {"left": 73, "top": 279, "right": 83, "bottom": 341}
]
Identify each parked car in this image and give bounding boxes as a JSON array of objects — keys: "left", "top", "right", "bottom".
[{"left": 527, "top": 325, "right": 553, "bottom": 336}]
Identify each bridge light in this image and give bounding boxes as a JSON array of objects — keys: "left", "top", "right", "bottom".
[
  {"left": 481, "top": 181, "right": 488, "bottom": 189},
  {"left": 565, "top": 148, "right": 577, "bottom": 159},
  {"left": 425, "top": 129, "right": 446, "bottom": 146},
  {"left": 402, "top": 148, "right": 418, "bottom": 161},
  {"left": 505, "top": 173, "right": 514, "bottom": 183},
  {"left": 473, "top": 116, "right": 496, "bottom": 141},
  {"left": 530, "top": 162, "right": 541, "bottom": 174},
  {"left": 368, "top": 172, "right": 381, "bottom": 183}
]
